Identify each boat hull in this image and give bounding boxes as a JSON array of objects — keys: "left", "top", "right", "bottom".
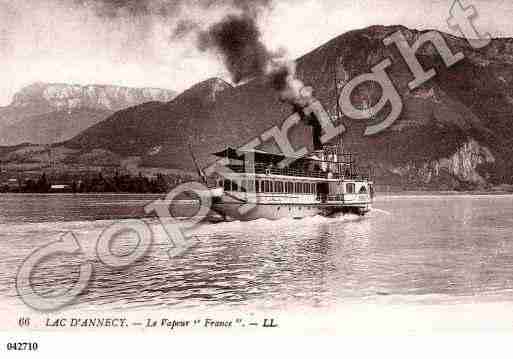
[{"left": 212, "top": 202, "right": 371, "bottom": 221}]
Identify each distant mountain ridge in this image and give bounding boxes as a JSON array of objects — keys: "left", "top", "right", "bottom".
[
  {"left": 0, "top": 82, "right": 177, "bottom": 145},
  {"left": 10, "top": 82, "right": 176, "bottom": 112}
]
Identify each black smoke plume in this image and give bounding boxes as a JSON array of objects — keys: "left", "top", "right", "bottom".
[
  {"left": 269, "top": 61, "right": 312, "bottom": 107},
  {"left": 198, "top": 14, "right": 272, "bottom": 83},
  {"left": 172, "top": 19, "right": 202, "bottom": 40},
  {"left": 70, "top": 0, "right": 169, "bottom": 18},
  {"left": 71, "top": 0, "right": 272, "bottom": 20}
]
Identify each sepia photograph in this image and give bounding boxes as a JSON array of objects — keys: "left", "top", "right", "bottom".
[{"left": 1, "top": 0, "right": 513, "bottom": 356}]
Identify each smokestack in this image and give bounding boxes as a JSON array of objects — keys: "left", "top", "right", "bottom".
[{"left": 292, "top": 104, "right": 323, "bottom": 151}]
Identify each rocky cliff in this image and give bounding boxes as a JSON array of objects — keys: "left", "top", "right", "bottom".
[{"left": 389, "top": 139, "right": 496, "bottom": 190}]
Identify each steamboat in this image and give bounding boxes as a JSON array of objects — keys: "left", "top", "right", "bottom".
[
  {"left": 205, "top": 144, "right": 374, "bottom": 221},
  {"left": 195, "top": 68, "right": 375, "bottom": 221}
]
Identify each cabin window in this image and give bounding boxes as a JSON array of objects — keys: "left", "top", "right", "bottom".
[
  {"left": 275, "top": 181, "right": 283, "bottom": 193},
  {"left": 255, "top": 180, "right": 261, "bottom": 193},
  {"left": 286, "top": 182, "right": 293, "bottom": 193},
  {"left": 224, "top": 179, "right": 231, "bottom": 191},
  {"left": 294, "top": 182, "right": 300, "bottom": 193},
  {"left": 303, "top": 183, "right": 309, "bottom": 194},
  {"left": 359, "top": 186, "right": 367, "bottom": 194},
  {"left": 264, "top": 181, "right": 270, "bottom": 193},
  {"left": 346, "top": 183, "right": 356, "bottom": 194}
]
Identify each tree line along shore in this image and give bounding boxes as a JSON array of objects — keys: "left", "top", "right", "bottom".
[{"left": 0, "top": 171, "right": 195, "bottom": 194}]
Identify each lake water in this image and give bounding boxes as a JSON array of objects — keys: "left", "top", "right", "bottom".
[{"left": 1, "top": 193, "right": 512, "bottom": 312}]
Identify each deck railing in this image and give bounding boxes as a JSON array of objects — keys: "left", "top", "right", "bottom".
[{"left": 225, "top": 163, "right": 372, "bottom": 181}]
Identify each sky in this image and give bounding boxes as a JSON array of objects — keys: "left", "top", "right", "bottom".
[{"left": 0, "top": 0, "right": 511, "bottom": 106}]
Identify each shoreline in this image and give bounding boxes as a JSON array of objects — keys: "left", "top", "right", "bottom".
[{"left": 377, "top": 190, "right": 513, "bottom": 197}]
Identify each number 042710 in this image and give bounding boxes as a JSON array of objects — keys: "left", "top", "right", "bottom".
[{"left": 6, "top": 342, "right": 39, "bottom": 351}]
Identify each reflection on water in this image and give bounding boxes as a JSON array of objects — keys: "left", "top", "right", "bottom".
[{"left": 1, "top": 194, "right": 513, "bottom": 310}]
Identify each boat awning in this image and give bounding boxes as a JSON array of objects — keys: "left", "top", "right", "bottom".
[{"left": 212, "top": 147, "right": 302, "bottom": 165}]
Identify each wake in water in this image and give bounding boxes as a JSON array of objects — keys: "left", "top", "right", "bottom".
[
  {"left": 189, "top": 211, "right": 373, "bottom": 237},
  {"left": 371, "top": 208, "right": 392, "bottom": 216}
]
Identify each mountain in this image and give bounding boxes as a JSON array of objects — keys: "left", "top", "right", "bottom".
[
  {"left": 0, "top": 83, "right": 176, "bottom": 145},
  {"left": 4, "top": 25, "right": 513, "bottom": 190},
  {"left": 66, "top": 78, "right": 237, "bottom": 170}
]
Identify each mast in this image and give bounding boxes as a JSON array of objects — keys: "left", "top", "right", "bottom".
[
  {"left": 187, "top": 142, "right": 207, "bottom": 184},
  {"left": 334, "top": 55, "right": 344, "bottom": 126},
  {"left": 334, "top": 51, "right": 344, "bottom": 175}
]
